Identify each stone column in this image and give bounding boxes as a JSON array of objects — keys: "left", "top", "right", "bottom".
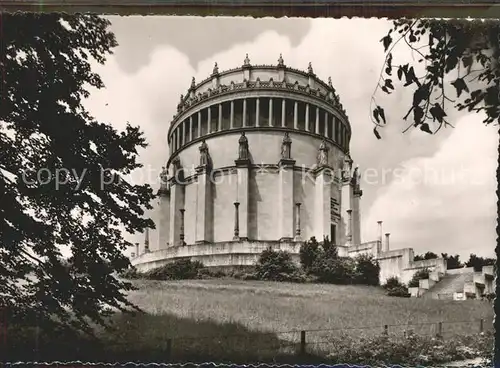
[
  {"left": 332, "top": 116, "right": 336, "bottom": 142},
  {"left": 179, "top": 209, "right": 186, "bottom": 246},
  {"left": 181, "top": 123, "right": 185, "bottom": 146},
  {"left": 377, "top": 220, "right": 383, "bottom": 254},
  {"left": 218, "top": 103, "right": 222, "bottom": 131},
  {"left": 352, "top": 183, "right": 363, "bottom": 246},
  {"left": 135, "top": 243, "right": 139, "bottom": 257},
  {"left": 305, "top": 104, "right": 310, "bottom": 131},
  {"left": 176, "top": 128, "right": 181, "bottom": 150},
  {"left": 169, "top": 174, "right": 184, "bottom": 247},
  {"left": 144, "top": 227, "right": 150, "bottom": 252},
  {"left": 256, "top": 98, "right": 260, "bottom": 127},
  {"left": 293, "top": 101, "right": 298, "bottom": 129},
  {"left": 189, "top": 116, "right": 193, "bottom": 141},
  {"left": 325, "top": 111, "right": 329, "bottom": 137},
  {"left": 385, "top": 233, "right": 390, "bottom": 252},
  {"left": 233, "top": 201, "right": 240, "bottom": 240},
  {"left": 230, "top": 101, "right": 234, "bottom": 129},
  {"left": 197, "top": 111, "right": 201, "bottom": 136},
  {"left": 195, "top": 165, "right": 213, "bottom": 243},
  {"left": 315, "top": 107, "right": 320, "bottom": 134},
  {"left": 207, "top": 106, "right": 212, "bottom": 133},
  {"left": 346, "top": 209, "right": 352, "bottom": 246},
  {"left": 314, "top": 167, "right": 332, "bottom": 241},
  {"left": 281, "top": 99, "right": 286, "bottom": 127},
  {"left": 294, "top": 202, "right": 302, "bottom": 241},
  {"left": 269, "top": 98, "right": 273, "bottom": 126},
  {"left": 278, "top": 157, "right": 295, "bottom": 241},
  {"left": 242, "top": 98, "right": 247, "bottom": 127},
  {"left": 158, "top": 187, "right": 171, "bottom": 250}
]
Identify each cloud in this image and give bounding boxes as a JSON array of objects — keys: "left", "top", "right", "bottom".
[
  {"left": 362, "top": 118, "right": 497, "bottom": 259},
  {"left": 82, "top": 17, "right": 496, "bottom": 258}
]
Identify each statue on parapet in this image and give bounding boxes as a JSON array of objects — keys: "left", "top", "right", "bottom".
[
  {"left": 199, "top": 140, "right": 210, "bottom": 167},
  {"left": 281, "top": 132, "right": 292, "bottom": 160},
  {"left": 278, "top": 53, "right": 284, "bottom": 67},
  {"left": 243, "top": 53, "right": 250, "bottom": 66},
  {"left": 238, "top": 132, "right": 249, "bottom": 160},
  {"left": 342, "top": 156, "right": 353, "bottom": 180},
  {"left": 159, "top": 165, "right": 169, "bottom": 189},
  {"left": 317, "top": 139, "right": 329, "bottom": 166}
]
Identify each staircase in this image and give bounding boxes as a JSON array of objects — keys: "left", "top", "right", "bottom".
[{"left": 422, "top": 273, "right": 474, "bottom": 300}]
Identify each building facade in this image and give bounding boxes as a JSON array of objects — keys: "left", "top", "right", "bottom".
[
  {"left": 133, "top": 55, "right": 364, "bottom": 270},
  {"left": 131, "top": 55, "right": 492, "bottom": 301}
]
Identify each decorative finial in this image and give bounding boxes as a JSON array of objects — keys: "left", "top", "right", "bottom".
[
  {"left": 191, "top": 76, "right": 196, "bottom": 89},
  {"left": 278, "top": 53, "right": 284, "bottom": 66},
  {"left": 307, "top": 62, "right": 314, "bottom": 74},
  {"left": 244, "top": 53, "right": 250, "bottom": 66},
  {"left": 213, "top": 62, "right": 219, "bottom": 75},
  {"left": 328, "top": 77, "right": 333, "bottom": 88}
]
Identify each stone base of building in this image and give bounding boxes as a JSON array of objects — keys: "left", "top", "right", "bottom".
[{"left": 131, "top": 240, "right": 303, "bottom": 273}]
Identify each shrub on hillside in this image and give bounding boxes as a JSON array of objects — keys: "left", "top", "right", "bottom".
[
  {"left": 408, "top": 268, "right": 430, "bottom": 288},
  {"left": 119, "top": 266, "right": 141, "bottom": 280},
  {"left": 255, "top": 247, "right": 306, "bottom": 282},
  {"left": 144, "top": 259, "right": 204, "bottom": 280},
  {"left": 314, "top": 257, "right": 357, "bottom": 284},
  {"left": 353, "top": 254, "right": 380, "bottom": 286},
  {"left": 299, "top": 237, "right": 322, "bottom": 273},
  {"left": 382, "top": 276, "right": 410, "bottom": 297},
  {"left": 321, "top": 236, "right": 338, "bottom": 259}
]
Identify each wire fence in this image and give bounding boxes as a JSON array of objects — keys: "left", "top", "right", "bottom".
[{"left": 162, "top": 317, "right": 493, "bottom": 360}]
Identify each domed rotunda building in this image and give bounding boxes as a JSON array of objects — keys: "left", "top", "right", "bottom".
[{"left": 133, "top": 54, "right": 365, "bottom": 271}]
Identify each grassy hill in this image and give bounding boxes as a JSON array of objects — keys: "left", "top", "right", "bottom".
[
  {"left": 127, "top": 278, "right": 493, "bottom": 338},
  {"left": 5, "top": 278, "right": 493, "bottom": 364}
]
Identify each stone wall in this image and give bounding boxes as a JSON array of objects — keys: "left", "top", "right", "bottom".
[{"left": 132, "top": 240, "right": 302, "bottom": 273}]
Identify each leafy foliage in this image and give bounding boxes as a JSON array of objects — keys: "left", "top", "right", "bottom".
[
  {"left": 413, "top": 252, "right": 439, "bottom": 261},
  {"left": 440, "top": 253, "right": 463, "bottom": 270},
  {"left": 408, "top": 268, "right": 431, "bottom": 288},
  {"left": 299, "top": 236, "right": 322, "bottom": 273},
  {"left": 353, "top": 254, "right": 380, "bottom": 286},
  {"left": 255, "top": 247, "right": 306, "bottom": 282},
  {"left": 143, "top": 259, "right": 204, "bottom": 280},
  {"left": 372, "top": 19, "right": 500, "bottom": 138},
  {"left": 0, "top": 13, "right": 156, "bottom": 335},
  {"left": 465, "top": 254, "right": 496, "bottom": 272},
  {"left": 382, "top": 276, "right": 410, "bottom": 297}
]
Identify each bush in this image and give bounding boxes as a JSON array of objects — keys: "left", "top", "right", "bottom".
[
  {"left": 321, "top": 236, "right": 338, "bottom": 259},
  {"left": 353, "top": 254, "right": 380, "bottom": 286},
  {"left": 386, "top": 285, "right": 411, "bottom": 297},
  {"left": 314, "top": 257, "right": 357, "bottom": 284},
  {"left": 119, "top": 266, "right": 141, "bottom": 280},
  {"left": 143, "top": 259, "right": 204, "bottom": 280},
  {"left": 408, "top": 268, "right": 430, "bottom": 288},
  {"left": 483, "top": 293, "right": 495, "bottom": 302},
  {"left": 383, "top": 276, "right": 403, "bottom": 290},
  {"left": 255, "top": 247, "right": 306, "bottom": 282},
  {"left": 299, "top": 237, "right": 322, "bottom": 273},
  {"left": 382, "top": 276, "right": 410, "bottom": 297}
]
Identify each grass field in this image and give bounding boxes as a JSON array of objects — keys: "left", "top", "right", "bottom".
[
  {"left": 5, "top": 278, "right": 494, "bottom": 364},
  {"left": 127, "top": 278, "right": 493, "bottom": 338}
]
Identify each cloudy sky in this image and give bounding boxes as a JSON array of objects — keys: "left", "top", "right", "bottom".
[{"left": 84, "top": 16, "right": 497, "bottom": 260}]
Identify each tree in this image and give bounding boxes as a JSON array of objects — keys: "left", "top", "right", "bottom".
[
  {"left": 441, "top": 253, "right": 463, "bottom": 270},
  {"left": 414, "top": 251, "right": 438, "bottom": 261},
  {"left": 0, "top": 13, "right": 155, "bottom": 336},
  {"left": 372, "top": 19, "right": 499, "bottom": 361},
  {"left": 465, "top": 254, "right": 496, "bottom": 272}
]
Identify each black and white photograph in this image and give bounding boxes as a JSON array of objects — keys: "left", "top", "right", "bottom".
[{"left": 0, "top": 12, "right": 498, "bottom": 366}]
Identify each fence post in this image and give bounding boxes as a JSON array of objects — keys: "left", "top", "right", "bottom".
[
  {"left": 480, "top": 319, "right": 484, "bottom": 334},
  {"left": 166, "top": 338, "right": 172, "bottom": 361},
  {"left": 300, "top": 330, "right": 306, "bottom": 355},
  {"left": 436, "top": 322, "right": 443, "bottom": 339},
  {"left": 384, "top": 325, "right": 388, "bottom": 336}
]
